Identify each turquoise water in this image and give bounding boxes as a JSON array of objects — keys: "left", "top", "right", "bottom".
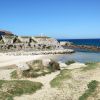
[
  {"left": 49, "top": 51, "right": 100, "bottom": 63},
  {"left": 55, "top": 39, "right": 100, "bottom": 63}
]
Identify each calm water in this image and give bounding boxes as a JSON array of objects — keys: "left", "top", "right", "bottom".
[
  {"left": 47, "top": 51, "right": 100, "bottom": 63},
  {"left": 51, "top": 39, "right": 100, "bottom": 63}
]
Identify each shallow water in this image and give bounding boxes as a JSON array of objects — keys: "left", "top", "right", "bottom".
[{"left": 46, "top": 51, "right": 100, "bottom": 63}]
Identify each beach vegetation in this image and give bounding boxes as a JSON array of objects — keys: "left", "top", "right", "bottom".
[
  {"left": 82, "top": 62, "right": 98, "bottom": 71},
  {"left": 79, "top": 80, "right": 98, "bottom": 100},
  {"left": 65, "top": 60, "right": 75, "bottom": 65},
  {"left": 11, "top": 60, "right": 60, "bottom": 78},
  {"left": 50, "top": 69, "right": 72, "bottom": 88},
  {"left": 0, "top": 80, "right": 42, "bottom": 100},
  {"left": 11, "top": 70, "right": 18, "bottom": 78}
]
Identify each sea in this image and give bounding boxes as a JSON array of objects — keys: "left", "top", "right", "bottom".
[
  {"left": 50, "top": 39, "right": 100, "bottom": 63},
  {"left": 57, "top": 39, "right": 100, "bottom": 47}
]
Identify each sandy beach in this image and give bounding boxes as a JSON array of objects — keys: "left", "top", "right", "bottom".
[
  {"left": 0, "top": 55, "right": 47, "bottom": 68},
  {"left": 0, "top": 53, "right": 100, "bottom": 100},
  {"left": 0, "top": 61, "right": 100, "bottom": 100}
]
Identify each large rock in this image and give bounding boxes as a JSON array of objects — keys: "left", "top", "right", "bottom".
[
  {"left": 16, "top": 63, "right": 29, "bottom": 71},
  {"left": 42, "top": 59, "right": 51, "bottom": 66},
  {"left": 58, "top": 61, "right": 68, "bottom": 70}
]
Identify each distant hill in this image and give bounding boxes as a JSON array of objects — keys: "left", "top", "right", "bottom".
[{"left": 0, "top": 30, "right": 14, "bottom": 36}]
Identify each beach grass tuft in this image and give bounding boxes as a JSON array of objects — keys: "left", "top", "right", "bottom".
[
  {"left": 11, "top": 60, "right": 60, "bottom": 78},
  {"left": 79, "top": 80, "right": 98, "bottom": 100},
  {"left": 0, "top": 80, "right": 43, "bottom": 100},
  {"left": 82, "top": 62, "right": 99, "bottom": 71},
  {"left": 50, "top": 69, "right": 72, "bottom": 88},
  {"left": 65, "top": 60, "right": 75, "bottom": 65}
]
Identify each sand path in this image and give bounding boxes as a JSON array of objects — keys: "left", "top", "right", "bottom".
[{"left": 14, "top": 71, "right": 60, "bottom": 100}]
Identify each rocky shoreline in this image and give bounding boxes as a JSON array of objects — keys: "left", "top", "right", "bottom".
[
  {"left": 2, "top": 49, "right": 74, "bottom": 56},
  {"left": 66, "top": 45, "right": 100, "bottom": 52},
  {"left": 60, "top": 41, "right": 100, "bottom": 52}
]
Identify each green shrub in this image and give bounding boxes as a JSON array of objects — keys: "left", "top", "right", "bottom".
[
  {"left": 50, "top": 69, "right": 71, "bottom": 88},
  {"left": 11, "top": 69, "right": 51, "bottom": 78},
  {"left": 11, "top": 70, "right": 18, "bottom": 78},
  {"left": 85, "top": 62, "right": 96, "bottom": 65},
  {"left": 65, "top": 60, "right": 75, "bottom": 65},
  {"left": 79, "top": 80, "right": 98, "bottom": 100},
  {"left": 0, "top": 80, "right": 42, "bottom": 100},
  {"left": 82, "top": 62, "right": 98, "bottom": 71}
]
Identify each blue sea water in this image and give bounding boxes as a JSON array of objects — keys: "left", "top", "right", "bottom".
[
  {"left": 58, "top": 39, "right": 100, "bottom": 47},
  {"left": 49, "top": 52, "right": 100, "bottom": 63},
  {"left": 51, "top": 39, "right": 100, "bottom": 63}
]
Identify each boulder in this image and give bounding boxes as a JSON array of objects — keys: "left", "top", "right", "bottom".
[
  {"left": 58, "top": 61, "right": 68, "bottom": 70},
  {"left": 42, "top": 59, "right": 51, "bottom": 67},
  {"left": 16, "top": 62, "right": 29, "bottom": 71}
]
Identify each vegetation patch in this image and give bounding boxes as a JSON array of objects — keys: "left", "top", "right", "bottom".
[
  {"left": 82, "top": 62, "right": 98, "bottom": 71},
  {"left": 11, "top": 60, "right": 60, "bottom": 78},
  {"left": 65, "top": 60, "right": 75, "bottom": 65},
  {"left": 11, "top": 70, "right": 19, "bottom": 78},
  {"left": 0, "top": 80, "right": 42, "bottom": 100},
  {"left": 79, "top": 80, "right": 98, "bottom": 100},
  {"left": 50, "top": 69, "right": 72, "bottom": 88}
]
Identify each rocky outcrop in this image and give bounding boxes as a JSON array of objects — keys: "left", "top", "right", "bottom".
[
  {"left": 0, "top": 30, "right": 14, "bottom": 36},
  {"left": 65, "top": 45, "right": 100, "bottom": 52},
  {"left": 0, "top": 30, "right": 74, "bottom": 53}
]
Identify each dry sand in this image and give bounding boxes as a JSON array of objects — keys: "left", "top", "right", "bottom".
[
  {"left": 14, "top": 63, "right": 100, "bottom": 100},
  {"left": 0, "top": 55, "right": 49, "bottom": 68},
  {"left": 0, "top": 54, "right": 100, "bottom": 100},
  {"left": 14, "top": 71, "right": 60, "bottom": 100}
]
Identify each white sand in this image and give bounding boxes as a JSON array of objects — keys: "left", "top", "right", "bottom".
[
  {"left": 14, "top": 71, "right": 60, "bottom": 100},
  {"left": 0, "top": 59, "right": 100, "bottom": 100},
  {"left": 67, "top": 62, "right": 86, "bottom": 69},
  {"left": 1, "top": 53, "right": 100, "bottom": 100},
  {"left": 0, "top": 55, "right": 47, "bottom": 68}
]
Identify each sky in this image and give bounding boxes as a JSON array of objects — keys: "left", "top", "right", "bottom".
[{"left": 0, "top": 0, "right": 100, "bottom": 39}]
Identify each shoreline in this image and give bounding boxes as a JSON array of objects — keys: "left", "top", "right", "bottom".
[
  {"left": 66, "top": 45, "right": 100, "bottom": 52},
  {"left": 0, "top": 49, "right": 74, "bottom": 56}
]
